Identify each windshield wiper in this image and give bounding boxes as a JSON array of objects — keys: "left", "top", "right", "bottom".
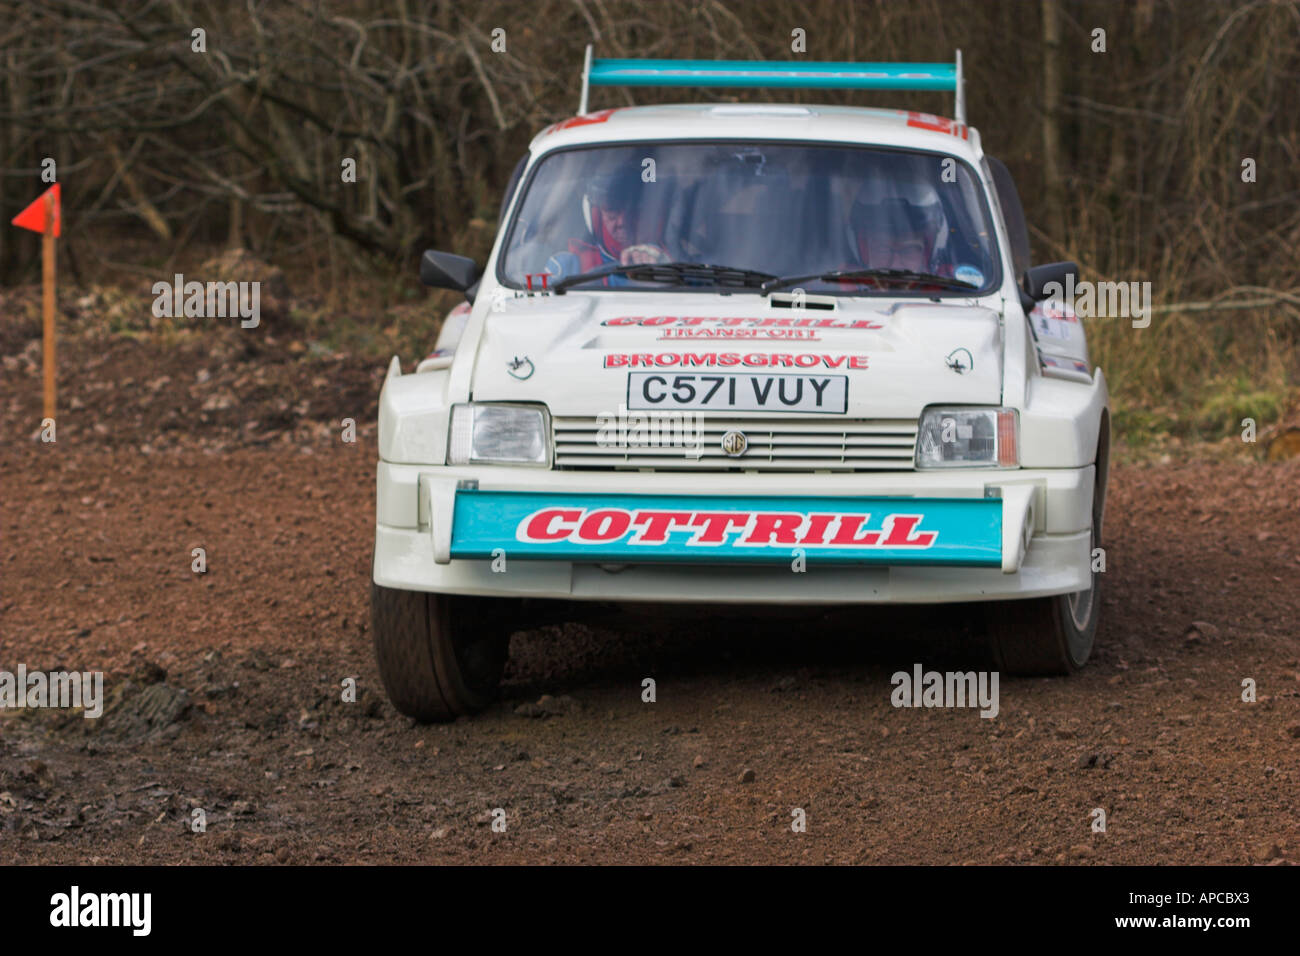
[
  {"left": 552, "top": 261, "right": 776, "bottom": 294},
  {"left": 760, "top": 268, "right": 979, "bottom": 295}
]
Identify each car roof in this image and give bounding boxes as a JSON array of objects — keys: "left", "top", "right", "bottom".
[{"left": 530, "top": 103, "right": 984, "bottom": 160}]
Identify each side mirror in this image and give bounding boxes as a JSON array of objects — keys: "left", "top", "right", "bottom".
[
  {"left": 1022, "top": 261, "right": 1078, "bottom": 302},
  {"left": 420, "top": 249, "right": 481, "bottom": 295}
]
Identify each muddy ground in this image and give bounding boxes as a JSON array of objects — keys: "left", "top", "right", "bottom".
[{"left": 2, "top": 322, "right": 1299, "bottom": 865}]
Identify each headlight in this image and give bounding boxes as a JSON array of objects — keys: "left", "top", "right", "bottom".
[
  {"left": 915, "top": 407, "right": 1018, "bottom": 468},
  {"left": 448, "top": 403, "right": 550, "bottom": 466}
]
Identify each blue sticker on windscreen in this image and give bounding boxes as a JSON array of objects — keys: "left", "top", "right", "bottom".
[{"left": 955, "top": 264, "right": 985, "bottom": 288}]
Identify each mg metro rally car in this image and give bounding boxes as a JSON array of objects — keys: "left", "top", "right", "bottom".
[{"left": 373, "top": 51, "right": 1111, "bottom": 720}]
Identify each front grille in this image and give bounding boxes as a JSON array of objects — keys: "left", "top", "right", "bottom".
[{"left": 552, "top": 416, "right": 918, "bottom": 471}]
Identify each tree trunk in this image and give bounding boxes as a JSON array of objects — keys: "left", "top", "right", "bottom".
[{"left": 1041, "top": 0, "right": 1067, "bottom": 243}]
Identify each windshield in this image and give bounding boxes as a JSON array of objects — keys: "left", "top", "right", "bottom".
[{"left": 498, "top": 141, "right": 1000, "bottom": 295}]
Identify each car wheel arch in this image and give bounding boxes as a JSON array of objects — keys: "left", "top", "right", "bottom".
[{"left": 1094, "top": 408, "right": 1111, "bottom": 543}]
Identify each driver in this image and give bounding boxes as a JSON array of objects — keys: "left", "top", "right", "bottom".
[
  {"left": 544, "top": 167, "right": 669, "bottom": 284},
  {"left": 848, "top": 186, "right": 951, "bottom": 277}
]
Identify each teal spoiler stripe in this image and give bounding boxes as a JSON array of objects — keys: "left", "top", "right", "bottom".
[
  {"left": 575, "top": 47, "right": 967, "bottom": 123},
  {"left": 587, "top": 58, "right": 958, "bottom": 91}
]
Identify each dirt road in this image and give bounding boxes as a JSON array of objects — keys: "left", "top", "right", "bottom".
[{"left": 2, "top": 330, "right": 1298, "bottom": 864}]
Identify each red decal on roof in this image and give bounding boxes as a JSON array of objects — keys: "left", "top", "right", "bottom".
[
  {"left": 907, "top": 111, "right": 950, "bottom": 133},
  {"left": 545, "top": 109, "right": 621, "bottom": 135},
  {"left": 906, "top": 112, "right": 968, "bottom": 139}
]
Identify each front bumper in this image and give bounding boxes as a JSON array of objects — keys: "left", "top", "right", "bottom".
[{"left": 373, "top": 464, "right": 1095, "bottom": 605}]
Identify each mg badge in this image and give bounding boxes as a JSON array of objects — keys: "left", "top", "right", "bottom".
[
  {"left": 507, "top": 355, "right": 534, "bottom": 380},
  {"left": 721, "top": 430, "right": 748, "bottom": 457}
]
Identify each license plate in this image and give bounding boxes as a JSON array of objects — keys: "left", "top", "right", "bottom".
[{"left": 626, "top": 372, "right": 848, "bottom": 414}]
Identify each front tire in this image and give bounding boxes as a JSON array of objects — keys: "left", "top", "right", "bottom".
[
  {"left": 371, "top": 583, "right": 511, "bottom": 721},
  {"left": 987, "top": 519, "right": 1102, "bottom": 676}
]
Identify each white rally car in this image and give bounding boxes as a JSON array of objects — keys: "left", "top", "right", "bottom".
[{"left": 372, "top": 51, "right": 1111, "bottom": 720}]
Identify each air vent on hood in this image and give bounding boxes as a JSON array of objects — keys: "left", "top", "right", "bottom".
[
  {"left": 768, "top": 292, "right": 837, "bottom": 310},
  {"left": 707, "top": 105, "right": 816, "bottom": 117}
]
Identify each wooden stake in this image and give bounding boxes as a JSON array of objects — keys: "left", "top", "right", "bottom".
[{"left": 43, "top": 190, "right": 56, "bottom": 423}]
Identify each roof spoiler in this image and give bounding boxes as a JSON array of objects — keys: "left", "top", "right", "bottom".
[{"left": 578, "top": 47, "right": 966, "bottom": 125}]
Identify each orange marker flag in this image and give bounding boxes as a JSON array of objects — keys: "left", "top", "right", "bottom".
[
  {"left": 12, "top": 183, "right": 61, "bottom": 424},
  {"left": 12, "top": 182, "right": 60, "bottom": 236}
]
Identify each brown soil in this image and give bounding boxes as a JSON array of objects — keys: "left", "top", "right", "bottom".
[{"left": 2, "top": 325, "right": 1299, "bottom": 865}]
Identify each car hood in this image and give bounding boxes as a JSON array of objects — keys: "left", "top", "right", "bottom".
[{"left": 468, "top": 292, "right": 1004, "bottom": 419}]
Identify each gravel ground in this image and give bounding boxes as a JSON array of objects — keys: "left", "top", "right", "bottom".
[{"left": 2, "top": 328, "right": 1299, "bottom": 865}]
